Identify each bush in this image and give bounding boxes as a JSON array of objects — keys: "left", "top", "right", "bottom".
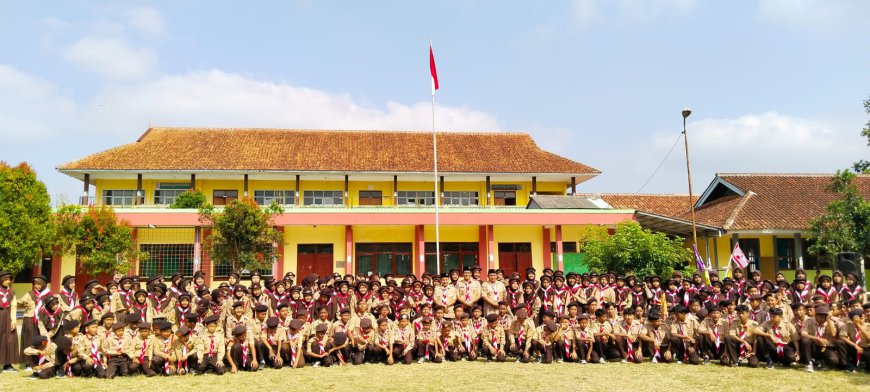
[
  {"left": 580, "top": 220, "right": 694, "bottom": 277},
  {"left": 170, "top": 189, "right": 207, "bottom": 209}
]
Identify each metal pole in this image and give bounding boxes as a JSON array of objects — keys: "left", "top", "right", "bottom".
[
  {"left": 432, "top": 89, "right": 440, "bottom": 275},
  {"left": 682, "top": 109, "right": 699, "bottom": 248}
]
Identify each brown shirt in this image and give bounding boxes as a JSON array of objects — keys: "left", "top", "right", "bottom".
[
  {"left": 759, "top": 320, "right": 798, "bottom": 344},
  {"left": 24, "top": 342, "right": 57, "bottom": 370}
]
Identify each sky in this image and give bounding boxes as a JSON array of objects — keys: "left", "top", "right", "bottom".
[{"left": 1, "top": 1, "right": 868, "bottom": 205}]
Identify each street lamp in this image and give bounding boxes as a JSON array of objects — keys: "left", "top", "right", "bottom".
[{"left": 682, "top": 108, "right": 698, "bottom": 248}]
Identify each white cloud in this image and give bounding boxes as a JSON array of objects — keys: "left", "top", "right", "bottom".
[
  {"left": 121, "top": 6, "right": 166, "bottom": 36},
  {"left": 63, "top": 37, "right": 156, "bottom": 80},
  {"left": 758, "top": 0, "right": 870, "bottom": 29},
  {"left": 80, "top": 69, "right": 500, "bottom": 137},
  {"left": 584, "top": 112, "right": 866, "bottom": 193},
  {"left": 0, "top": 65, "right": 77, "bottom": 143},
  {"left": 572, "top": 0, "right": 696, "bottom": 26}
]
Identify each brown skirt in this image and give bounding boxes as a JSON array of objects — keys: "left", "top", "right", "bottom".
[
  {"left": 19, "top": 316, "right": 37, "bottom": 367},
  {"left": 0, "top": 306, "right": 19, "bottom": 365}
]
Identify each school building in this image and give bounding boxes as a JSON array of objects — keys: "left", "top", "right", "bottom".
[
  {"left": 589, "top": 173, "right": 870, "bottom": 287},
  {"left": 37, "top": 127, "right": 647, "bottom": 292}
]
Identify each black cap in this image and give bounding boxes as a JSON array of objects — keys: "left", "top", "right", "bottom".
[
  {"left": 288, "top": 319, "right": 303, "bottom": 330},
  {"left": 82, "top": 318, "right": 98, "bottom": 329},
  {"left": 332, "top": 332, "right": 348, "bottom": 346},
  {"left": 768, "top": 307, "right": 783, "bottom": 316},
  {"left": 176, "top": 325, "right": 190, "bottom": 336},
  {"left": 254, "top": 304, "right": 268, "bottom": 313},
  {"left": 232, "top": 325, "right": 247, "bottom": 337},
  {"left": 485, "top": 314, "right": 498, "bottom": 323},
  {"left": 31, "top": 335, "right": 49, "bottom": 347},
  {"left": 266, "top": 317, "right": 279, "bottom": 329},
  {"left": 360, "top": 318, "right": 373, "bottom": 329},
  {"left": 203, "top": 314, "right": 220, "bottom": 325}
]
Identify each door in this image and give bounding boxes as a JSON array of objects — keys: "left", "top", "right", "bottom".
[
  {"left": 493, "top": 191, "right": 517, "bottom": 206},
  {"left": 498, "top": 243, "right": 532, "bottom": 276},
  {"left": 74, "top": 256, "right": 113, "bottom": 293},
  {"left": 358, "top": 191, "right": 383, "bottom": 206},
  {"left": 297, "top": 244, "right": 334, "bottom": 277},
  {"left": 213, "top": 190, "right": 238, "bottom": 206},
  {"left": 737, "top": 239, "right": 761, "bottom": 273}
]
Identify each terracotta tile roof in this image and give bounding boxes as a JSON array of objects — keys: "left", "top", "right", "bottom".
[
  {"left": 581, "top": 193, "right": 699, "bottom": 217},
  {"left": 701, "top": 173, "right": 870, "bottom": 230},
  {"left": 57, "top": 127, "right": 599, "bottom": 175}
]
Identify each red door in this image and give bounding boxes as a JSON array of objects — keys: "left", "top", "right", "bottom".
[
  {"left": 297, "top": 244, "right": 334, "bottom": 278},
  {"left": 498, "top": 243, "right": 532, "bottom": 277},
  {"left": 74, "top": 257, "right": 113, "bottom": 293}
]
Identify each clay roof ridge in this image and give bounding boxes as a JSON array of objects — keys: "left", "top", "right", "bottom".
[
  {"left": 142, "top": 126, "right": 531, "bottom": 137},
  {"left": 723, "top": 191, "right": 755, "bottom": 230}
]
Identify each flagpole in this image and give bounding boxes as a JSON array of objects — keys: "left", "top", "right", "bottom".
[{"left": 431, "top": 39, "right": 441, "bottom": 276}]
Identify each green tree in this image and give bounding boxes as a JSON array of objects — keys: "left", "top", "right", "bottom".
[
  {"left": 170, "top": 189, "right": 207, "bottom": 209},
  {"left": 199, "top": 198, "right": 284, "bottom": 273},
  {"left": 808, "top": 170, "right": 870, "bottom": 261},
  {"left": 580, "top": 220, "right": 694, "bottom": 277},
  {"left": 54, "top": 204, "right": 145, "bottom": 275},
  {"left": 853, "top": 95, "right": 870, "bottom": 173},
  {"left": 0, "top": 162, "right": 55, "bottom": 274}
]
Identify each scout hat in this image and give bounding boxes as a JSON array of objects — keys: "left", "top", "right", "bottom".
[
  {"left": 176, "top": 325, "right": 190, "bottom": 336},
  {"left": 333, "top": 332, "right": 348, "bottom": 346},
  {"left": 31, "top": 335, "right": 49, "bottom": 347},
  {"left": 288, "top": 319, "right": 303, "bottom": 330},
  {"left": 315, "top": 323, "right": 328, "bottom": 333},
  {"left": 203, "top": 314, "right": 220, "bottom": 325},
  {"left": 111, "top": 322, "right": 127, "bottom": 331},
  {"left": 359, "top": 318, "right": 373, "bottom": 329},
  {"left": 266, "top": 317, "right": 280, "bottom": 329},
  {"left": 232, "top": 325, "right": 247, "bottom": 337}
]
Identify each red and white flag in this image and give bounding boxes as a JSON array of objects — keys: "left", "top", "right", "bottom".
[
  {"left": 730, "top": 242, "right": 749, "bottom": 269},
  {"left": 429, "top": 44, "right": 439, "bottom": 95}
]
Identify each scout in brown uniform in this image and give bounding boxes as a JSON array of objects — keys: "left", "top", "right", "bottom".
[
  {"left": 102, "top": 322, "right": 130, "bottom": 378},
  {"left": 23, "top": 335, "right": 56, "bottom": 379},
  {"left": 258, "top": 317, "right": 284, "bottom": 369},
  {"left": 284, "top": 319, "right": 306, "bottom": 368},
  {"left": 532, "top": 321, "right": 559, "bottom": 364},
  {"left": 574, "top": 314, "right": 596, "bottom": 363},
  {"left": 415, "top": 317, "right": 436, "bottom": 363},
  {"left": 18, "top": 274, "right": 50, "bottom": 370},
  {"left": 150, "top": 321, "right": 176, "bottom": 375},
  {"left": 77, "top": 319, "right": 107, "bottom": 378},
  {"left": 227, "top": 324, "right": 258, "bottom": 373},
  {"left": 481, "top": 269, "right": 506, "bottom": 316},
  {"left": 56, "top": 275, "right": 78, "bottom": 314},
  {"left": 837, "top": 309, "right": 870, "bottom": 372},
  {"left": 435, "top": 322, "right": 461, "bottom": 362},
  {"left": 698, "top": 306, "right": 728, "bottom": 364},
  {"left": 370, "top": 318, "right": 395, "bottom": 364},
  {"left": 799, "top": 305, "right": 840, "bottom": 372},
  {"left": 519, "top": 282, "right": 541, "bottom": 323},
  {"left": 455, "top": 314, "right": 478, "bottom": 360},
  {"left": 224, "top": 301, "right": 250, "bottom": 340},
  {"left": 434, "top": 274, "right": 458, "bottom": 319},
  {"left": 392, "top": 314, "right": 415, "bottom": 364},
  {"left": 66, "top": 294, "right": 96, "bottom": 326},
  {"left": 724, "top": 305, "right": 759, "bottom": 367},
  {"left": 127, "top": 321, "right": 156, "bottom": 376},
  {"left": 480, "top": 313, "right": 507, "bottom": 362},
  {"left": 197, "top": 315, "right": 226, "bottom": 375},
  {"left": 555, "top": 316, "right": 577, "bottom": 363},
  {"left": 306, "top": 323, "right": 334, "bottom": 367},
  {"left": 755, "top": 307, "right": 799, "bottom": 368},
  {"left": 171, "top": 325, "right": 202, "bottom": 376},
  {"left": 352, "top": 318, "right": 375, "bottom": 365},
  {"left": 507, "top": 308, "right": 536, "bottom": 362},
  {"left": 669, "top": 305, "right": 701, "bottom": 365},
  {"left": 620, "top": 308, "right": 644, "bottom": 363},
  {"left": 590, "top": 308, "right": 620, "bottom": 363},
  {"left": 0, "top": 272, "right": 18, "bottom": 369},
  {"left": 638, "top": 311, "right": 670, "bottom": 363}
]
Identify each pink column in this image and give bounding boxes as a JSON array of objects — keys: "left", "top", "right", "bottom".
[
  {"left": 414, "top": 225, "right": 425, "bottom": 276},
  {"left": 345, "top": 225, "right": 354, "bottom": 274},
  {"left": 556, "top": 225, "right": 564, "bottom": 271},
  {"left": 543, "top": 227, "right": 552, "bottom": 269}
]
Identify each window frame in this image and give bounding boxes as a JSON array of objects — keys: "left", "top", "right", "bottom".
[
  {"left": 303, "top": 190, "right": 344, "bottom": 206},
  {"left": 102, "top": 189, "right": 136, "bottom": 206},
  {"left": 356, "top": 243, "right": 413, "bottom": 276},
  {"left": 442, "top": 191, "right": 479, "bottom": 206},
  {"left": 254, "top": 189, "right": 296, "bottom": 206},
  {"left": 397, "top": 190, "right": 435, "bottom": 206},
  {"left": 424, "top": 242, "right": 479, "bottom": 274}
]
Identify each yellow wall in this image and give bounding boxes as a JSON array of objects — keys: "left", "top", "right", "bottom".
[
  {"left": 283, "top": 225, "right": 346, "bottom": 275},
  {"left": 493, "top": 226, "right": 544, "bottom": 270},
  {"left": 423, "top": 225, "right": 479, "bottom": 242},
  {"left": 348, "top": 181, "right": 393, "bottom": 206}
]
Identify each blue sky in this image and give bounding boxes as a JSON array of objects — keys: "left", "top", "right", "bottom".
[{"left": 1, "top": 1, "right": 868, "bottom": 204}]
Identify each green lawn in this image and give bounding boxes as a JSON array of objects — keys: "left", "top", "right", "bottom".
[{"left": 0, "top": 361, "right": 868, "bottom": 392}]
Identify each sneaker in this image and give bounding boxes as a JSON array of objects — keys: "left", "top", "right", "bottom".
[
  {"left": 846, "top": 368, "right": 856, "bottom": 373},
  {"left": 24, "top": 367, "right": 33, "bottom": 372},
  {"left": 651, "top": 357, "right": 658, "bottom": 364},
  {"left": 620, "top": 359, "right": 627, "bottom": 363},
  {"left": 580, "top": 360, "right": 587, "bottom": 364},
  {"left": 703, "top": 358, "right": 711, "bottom": 365},
  {"left": 805, "top": 363, "right": 814, "bottom": 373},
  {"left": 676, "top": 360, "right": 683, "bottom": 364},
  {"left": 418, "top": 358, "right": 425, "bottom": 364},
  {"left": 598, "top": 358, "right": 606, "bottom": 364},
  {"left": 557, "top": 359, "right": 563, "bottom": 363},
  {"left": 765, "top": 361, "right": 774, "bottom": 369}
]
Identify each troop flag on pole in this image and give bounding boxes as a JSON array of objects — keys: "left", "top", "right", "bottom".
[
  {"left": 692, "top": 244, "right": 711, "bottom": 284},
  {"left": 730, "top": 242, "right": 749, "bottom": 269},
  {"left": 429, "top": 43, "right": 439, "bottom": 95}
]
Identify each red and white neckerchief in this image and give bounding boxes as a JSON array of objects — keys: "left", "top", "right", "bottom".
[
  {"left": 37, "top": 350, "right": 46, "bottom": 367},
  {"left": 442, "top": 335, "right": 451, "bottom": 352},
  {"left": 115, "top": 336, "right": 125, "bottom": 352},
  {"left": 61, "top": 288, "right": 77, "bottom": 308},
  {"left": 711, "top": 322, "right": 721, "bottom": 350},
  {"left": 598, "top": 323, "right": 607, "bottom": 343},
  {"left": 649, "top": 288, "right": 663, "bottom": 305},
  {"left": 92, "top": 298, "right": 104, "bottom": 314},
  {"left": 750, "top": 309, "right": 762, "bottom": 322},
  {"left": 118, "top": 290, "right": 132, "bottom": 309},
  {"left": 208, "top": 335, "right": 216, "bottom": 357},
  {"left": 88, "top": 335, "right": 101, "bottom": 368},
  {"left": 490, "top": 328, "right": 499, "bottom": 350},
  {"left": 816, "top": 287, "right": 835, "bottom": 304},
  {"left": 652, "top": 329, "right": 661, "bottom": 359},
  {"left": 795, "top": 287, "right": 809, "bottom": 302},
  {"left": 772, "top": 324, "right": 784, "bottom": 357},
  {"left": 491, "top": 284, "right": 500, "bottom": 304},
  {"left": 463, "top": 280, "right": 473, "bottom": 303},
  {"left": 414, "top": 319, "right": 423, "bottom": 333},
  {"left": 553, "top": 287, "right": 566, "bottom": 316},
  {"left": 335, "top": 292, "right": 349, "bottom": 309},
  {"left": 816, "top": 323, "right": 826, "bottom": 340},
  {"left": 665, "top": 289, "right": 679, "bottom": 306},
  {"left": 139, "top": 339, "right": 148, "bottom": 363},
  {"left": 563, "top": 333, "right": 572, "bottom": 358},
  {"left": 682, "top": 291, "right": 691, "bottom": 307},
  {"left": 441, "top": 287, "right": 449, "bottom": 306},
  {"left": 508, "top": 291, "right": 519, "bottom": 308},
  {"left": 133, "top": 301, "right": 148, "bottom": 319},
  {"left": 739, "top": 325, "right": 748, "bottom": 359},
  {"left": 840, "top": 285, "right": 864, "bottom": 302},
  {"left": 73, "top": 305, "right": 91, "bottom": 323},
  {"left": 240, "top": 340, "right": 250, "bottom": 368},
  {"left": 169, "top": 286, "right": 182, "bottom": 297},
  {"left": 392, "top": 298, "right": 407, "bottom": 319},
  {"left": 178, "top": 343, "right": 189, "bottom": 373},
  {"left": 462, "top": 327, "right": 471, "bottom": 351},
  {"left": 855, "top": 327, "right": 863, "bottom": 367},
  {"left": 319, "top": 337, "right": 328, "bottom": 354},
  {"left": 540, "top": 287, "right": 551, "bottom": 310},
  {"left": 64, "top": 361, "right": 73, "bottom": 377},
  {"left": 423, "top": 337, "right": 430, "bottom": 359},
  {"left": 625, "top": 332, "right": 635, "bottom": 362},
  {"left": 163, "top": 336, "right": 173, "bottom": 374},
  {"left": 288, "top": 331, "right": 299, "bottom": 364},
  {"left": 32, "top": 288, "right": 52, "bottom": 325},
  {"left": 632, "top": 291, "right": 645, "bottom": 306}
]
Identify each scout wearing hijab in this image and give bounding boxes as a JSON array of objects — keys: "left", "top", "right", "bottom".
[
  {"left": 799, "top": 305, "right": 841, "bottom": 372},
  {"left": 24, "top": 335, "right": 57, "bottom": 379},
  {"left": 197, "top": 315, "right": 226, "bottom": 375},
  {"left": 102, "top": 322, "right": 130, "bottom": 378},
  {"left": 724, "top": 305, "right": 759, "bottom": 368},
  {"left": 0, "top": 271, "right": 18, "bottom": 372},
  {"left": 837, "top": 309, "right": 870, "bottom": 372},
  {"left": 227, "top": 324, "right": 258, "bottom": 373},
  {"left": 66, "top": 294, "right": 96, "bottom": 325},
  {"left": 18, "top": 274, "right": 50, "bottom": 369},
  {"left": 814, "top": 275, "right": 838, "bottom": 304},
  {"left": 754, "top": 307, "right": 799, "bottom": 368},
  {"left": 284, "top": 319, "right": 306, "bottom": 368}
]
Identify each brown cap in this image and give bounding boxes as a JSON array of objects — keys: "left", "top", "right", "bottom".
[
  {"left": 360, "top": 318, "right": 373, "bottom": 329},
  {"left": 232, "top": 325, "right": 247, "bottom": 337},
  {"left": 315, "top": 323, "right": 328, "bottom": 333}
]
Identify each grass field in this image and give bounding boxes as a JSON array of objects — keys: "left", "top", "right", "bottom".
[{"left": 0, "top": 361, "right": 868, "bottom": 392}]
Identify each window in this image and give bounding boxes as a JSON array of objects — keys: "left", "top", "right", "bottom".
[
  {"left": 13, "top": 255, "right": 52, "bottom": 283},
  {"left": 139, "top": 244, "right": 195, "bottom": 278},
  {"left": 154, "top": 183, "right": 191, "bottom": 205},
  {"left": 213, "top": 190, "right": 238, "bottom": 206},
  {"left": 356, "top": 243, "right": 412, "bottom": 276},
  {"left": 443, "top": 191, "right": 479, "bottom": 206},
  {"left": 254, "top": 190, "right": 296, "bottom": 206},
  {"left": 493, "top": 191, "right": 517, "bottom": 206},
  {"left": 775, "top": 238, "right": 795, "bottom": 270},
  {"left": 358, "top": 191, "right": 383, "bottom": 206},
  {"left": 102, "top": 190, "right": 135, "bottom": 206},
  {"left": 397, "top": 191, "right": 435, "bottom": 206},
  {"left": 303, "top": 190, "right": 344, "bottom": 206},
  {"left": 425, "top": 242, "right": 478, "bottom": 274},
  {"left": 801, "top": 238, "right": 830, "bottom": 269},
  {"left": 550, "top": 242, "right": 578, "bottom": 253}
]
